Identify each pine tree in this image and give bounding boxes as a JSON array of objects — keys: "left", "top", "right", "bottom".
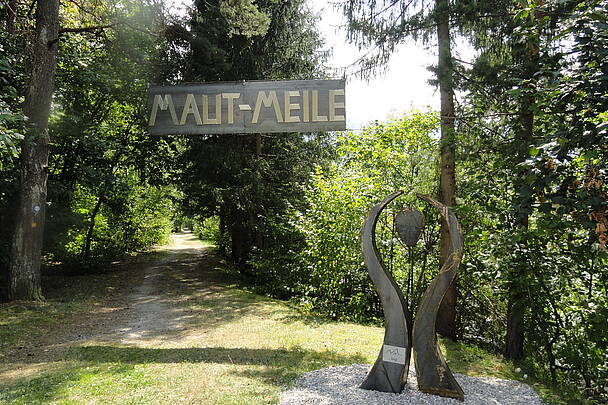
[{"left": 164, "top": 0, "right": 327, "bottom": 268}]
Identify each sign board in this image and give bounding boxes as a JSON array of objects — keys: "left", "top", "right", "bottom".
[{"left": 147, "top": 79, "right": 346, "bottom": 135}]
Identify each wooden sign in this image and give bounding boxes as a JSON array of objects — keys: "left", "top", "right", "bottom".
[{"left": 147, "top": 79, "right": 346, "bottom": 135}]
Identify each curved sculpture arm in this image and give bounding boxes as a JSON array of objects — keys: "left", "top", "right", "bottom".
[
  {"left": 360, "top": 190, "right": 412, "bottom": 393},
  {"left": 412, "top": 194, "right": 465, "bottom": 401}
]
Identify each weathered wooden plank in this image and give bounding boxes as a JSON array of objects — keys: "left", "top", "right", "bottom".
[{"left": 147, "top": 79, "right": 346, "bottom": 135}]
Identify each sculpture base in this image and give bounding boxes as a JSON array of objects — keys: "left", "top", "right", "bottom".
[
  {"left": 280, "top": 364, "right": 546, "bottom": 405},
  {"left": 359, "top": 360, "right": 408, "bottom": 393}
]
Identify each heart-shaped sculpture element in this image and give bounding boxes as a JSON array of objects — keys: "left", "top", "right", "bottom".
[{"left": 395, "top": 209, "right": 424, "bottom": 246}]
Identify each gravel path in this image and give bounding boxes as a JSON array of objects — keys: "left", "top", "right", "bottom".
[
  {"left": 3, "top": 233, "right": 205, "bottom": 356},
  {"left": 280, "top": 364, "right": 545, "bottom": 405},
  {"left": 82, "top": 232, "right": 205, "bottom": 345}
]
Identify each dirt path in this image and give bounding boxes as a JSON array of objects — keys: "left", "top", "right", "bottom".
[
  {"left": 95, "top": 232, "right": 206, "bottom": 345},
  {"left": 0, "top": 232, "right": 381, "bottom": 405},
  {"left": 0, "top": 232, "right": 220, "bottom": 378}
]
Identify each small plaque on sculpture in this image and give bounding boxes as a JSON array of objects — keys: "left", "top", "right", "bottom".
[{"left": 382, "top": 345, "right": 407, "bottom": 365}]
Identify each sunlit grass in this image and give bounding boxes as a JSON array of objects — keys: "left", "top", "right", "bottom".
[
  {"left": 0, "top": 233, "right": 581, "bottom": 404},
  {"left": 0, "top": 274, "right": 376, "bottom": 404}
]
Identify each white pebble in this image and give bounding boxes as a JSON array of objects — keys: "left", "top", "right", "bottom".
[{"left": 280, "top": 364, "right": 546, "bottom": 405}]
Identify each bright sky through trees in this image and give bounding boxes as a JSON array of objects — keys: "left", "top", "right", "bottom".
[
  {"left": 166, "top": 0, "right": 444, "bottom": 129},
  {"left": 308, "top": 0, "right": 440, "bottom": 129}
]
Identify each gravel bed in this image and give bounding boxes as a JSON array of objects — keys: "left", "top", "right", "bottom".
[{"left": 279, "top": 364, "right": 545, "bottom": 405}]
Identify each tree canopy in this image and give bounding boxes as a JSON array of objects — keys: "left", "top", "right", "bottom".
[{"left": 0, "top": 0, "right": 606, "bottom": 402}]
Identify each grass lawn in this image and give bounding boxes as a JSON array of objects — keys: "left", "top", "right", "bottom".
[{"left": 0, "top": 239, "right": 582, "bottom": 404}]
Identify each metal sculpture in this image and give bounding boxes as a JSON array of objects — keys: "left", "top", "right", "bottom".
[
  {"left": 360, "top": 191, "right": 411, "bottom": 393},
  {"left": 360, "top": 192, "right": 465, "bottom": 401},
  {"left": 412, "top": 194, "right": 465, "bottom": 400}
]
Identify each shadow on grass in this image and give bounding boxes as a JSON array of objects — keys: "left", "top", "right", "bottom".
[
  {"left": 1, "top": 246, "right": 297, "bottom": 357},
  {"left": 176, "top": 249, "right": 343, "bottom": 329},
  {"left": 274, "top": 308, "right": 352, "bottom": 328},
  {"left": 68, "top": 345, "right": 365, "bottom": 367},
  {"left": 88, "top": 251, "right": 279, "bottom": 343},
  {"left": 0, "top": 345, "right": 366, "bottom": 404}
]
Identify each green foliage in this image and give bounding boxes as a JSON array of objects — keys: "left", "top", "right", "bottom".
[
  {"left": 51, "top": 182, "right": 173, "bottom": 263},
  {"left": 248, "top": 207, "right": 310, "bottom": 299},
  {"left": 0, "top": 51, "right": 23, "bottom": 167},
  {"left": 297, "top": 112, "right": 440, "bottom": 321},
  {"left": 219, "top": 0, "right": 270, "bottom": 38},
  {"left": 519, "top": 3, "right": 608, "bottom": 397},
  {"left": 5, "top": 0, "right": 177, "bottom": 272},
  {"left": 455, "top": 0, "right": 608, "bottom": 400},
  {"left": 169, "top": 0, "right": 329, "bottom": 281},
  {"left": 193, "top": 216, "right": 221, "bottom": 244}
]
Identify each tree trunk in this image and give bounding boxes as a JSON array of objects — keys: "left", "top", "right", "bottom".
[
  {"left": 231, "top": 219, "right": 250, "bottom": 267},
  {"left": 218, "top": 206, "right": 226, "bottom": 255},
  {"left": 80, "top": 136, "right": 126, "bottom": 264},
  {"left": 253, "top": 133, "right": 263, "bottom": 250},
  {"left": 504, "top": 100, "right": 533, "bottom": 361},
  {"left": 504, "top": 297, "right": 525, "bottom": 360},
  {"left": 8, "top": 0, "right": 60, "bottom": 301},
  {"left": 435, "top": 0, "right": 458, "bottom": 340},
  {"left": 255, "top": 133, "right": 262, "bottom": 156},
  {"left": 82, "top": 194, "right": 105, "bottom": 263},
  {"left": 5, "top": 0, "right": 17, "bottom": 33},
  {"left": 504, "top": 17, "right": 538, "bottom": 360}
]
